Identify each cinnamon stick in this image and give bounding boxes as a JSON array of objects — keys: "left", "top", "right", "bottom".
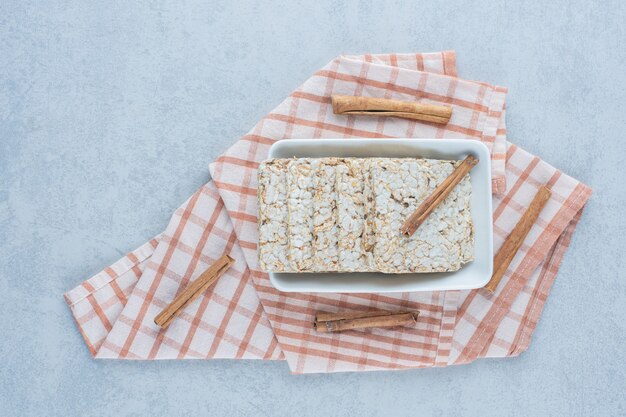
[
  {"left": 484, "top": 186, "right": 552, "bottom": 293},
  {"left": 314, "top": 310, "right": 419, "bottom": 333},
  {"left": 331, "top": 95, "right": 452, "bottom": 124},
  {"left": 154, "top": 254, "right": 235, "bottom": 329},
  {"left": 400, "top": 155, "right": 478, "bottom": 237}
]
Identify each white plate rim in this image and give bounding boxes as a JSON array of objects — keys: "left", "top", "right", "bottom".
[{"left": 266, "top": 138, "right": 493, "bottom": 293}]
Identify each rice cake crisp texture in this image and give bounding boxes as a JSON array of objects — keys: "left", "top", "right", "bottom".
[
  {"left": 257, "top": 157, "right": 474, "bottom": 273},
  {"left": 336, "top": 159, "right": 374, "bottom": 271},
  {"left": 371, "top": 158, "right": 473, "bottom": 273},
  {"left": 312, "top": 158, "right": 340, "bottom": 271},
  {"left": 286, "top": 159, "right": 317, "bottom": 271},
  {"left": 257, "top": 159, "right": 291, "bottom": 272}
]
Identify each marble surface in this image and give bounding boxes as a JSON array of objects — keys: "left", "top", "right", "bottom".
[{"left": 1, "top": 1, "right": 625, "bottom": 415}]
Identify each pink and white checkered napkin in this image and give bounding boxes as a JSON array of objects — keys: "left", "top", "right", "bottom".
[{"left": 64, "top": 51, "right": 591, "bottom": 373}]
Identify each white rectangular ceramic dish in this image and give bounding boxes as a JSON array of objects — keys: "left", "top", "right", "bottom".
[{"left": 266, "top": 138, "right": 493, "bottom": 293}]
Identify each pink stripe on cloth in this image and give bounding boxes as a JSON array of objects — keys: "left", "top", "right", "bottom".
[
  {"left": 64, "top": 51, "right": 591, "bottom": 373},
  {"left": 65, "top": 238, "right": 159, "bottom": 356}
]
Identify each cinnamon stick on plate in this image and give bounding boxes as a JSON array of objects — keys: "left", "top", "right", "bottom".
[
  {"left": 331, "top": 95, "right": 452, "bottom": 124},
  {"left": 154, "top": 254, "right": 235, "bottom": 329},
  {"left": 484, "top": 186, "right": 552, "bottom": 293},
  {"left": 400, "top": 155, "right": 478, "bottom": 237},
  {"left": 314, "top": 310, "right": 419, "bottom": 333}
]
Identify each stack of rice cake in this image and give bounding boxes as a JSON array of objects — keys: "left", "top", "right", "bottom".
[{"left": 258, "top": 157, "right": 474, "bottom": 273}]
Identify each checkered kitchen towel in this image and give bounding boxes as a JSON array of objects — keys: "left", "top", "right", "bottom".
[{"left": 64, "top": 51, "right": 591, "bottom": 372}]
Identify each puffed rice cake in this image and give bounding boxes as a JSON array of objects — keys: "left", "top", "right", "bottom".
[{"left": 257, "top": 157, "right": 473, "bottom": 273}]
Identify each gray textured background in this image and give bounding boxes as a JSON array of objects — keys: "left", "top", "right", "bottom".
[{"left": 1, "top": 1, "right": 625, "bottom": 416}]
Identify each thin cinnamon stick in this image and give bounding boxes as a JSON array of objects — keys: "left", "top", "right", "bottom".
[
  {"left": 154, "top": 254, "right": 235, "bottom": 329},
  {"left": 314, "top": 310, "right": 419, "bottom": 333},
  {"left": 331, "top": 95, "right": 452, "bottom": 124},
  {"left": 400, "top": 155, "right": 478, "bottom": 237},
  {"left": 484, "top": 186, "right": 552, "bottom": 293}
]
